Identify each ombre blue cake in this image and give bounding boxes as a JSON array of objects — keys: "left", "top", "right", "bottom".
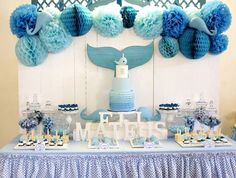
[
  {"left": 109, "top": 55, "right": 135, "bottom": 112},
  {"left": 109, "top": 79, "right": 135, "bottom": 112}
]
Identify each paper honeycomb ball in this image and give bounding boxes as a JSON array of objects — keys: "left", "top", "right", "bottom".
[
  {"left": 162, "top": 5, "right": 189, "bottom": 38},
  {"left": 209, "top": 34, "right": 228, "bottom": 55},
  {"left": 39, "top": 20, "right": 72, "bottom": 53},
  {"left": 134, "top": 6, "right": 163, "bottom": 40},
  {"left": 15, "top": 36, "right": 48, "bottom": 67},
  {"left": 159, "top": 37, "right": 179, "bottom": 58},
  {"left": 44, "top": 7, "right": 61, "bottom": 20},
  {"left": 60, "top": 4, "right": 93, "bottom": 36},
  {"left": 120, "top": 6, "right": 137, "bottom": 28},
  {"left": 10, "top": 4, "right": 37, "bottom": 38},
  {"left": 179, "top": 28, "right": 210, "bottom": 59},
  {"left": 93, "top": 4, "right": 124, "bottom": 37},
  {"left": 200, "top": 0, "right": 231, "bottom": 34}
]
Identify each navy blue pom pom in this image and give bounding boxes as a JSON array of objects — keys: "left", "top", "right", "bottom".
[
  {"left": 201, "top": 0, "right": 232, "bottom": 34},
  {"left": 120, "top": 6, "right": 137, "bottom": 28},
  {"left": 10, "top": 4, "right": 37, "bottom": 38},
  {"left": 162, "top": 5, "right": 188, "bottom": 38}
]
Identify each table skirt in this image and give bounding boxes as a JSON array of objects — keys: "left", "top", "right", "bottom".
[{"left": 1, "top": 151, "right": 236, "bottom": 178}]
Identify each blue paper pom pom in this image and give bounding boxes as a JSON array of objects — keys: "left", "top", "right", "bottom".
[
  {"left": 120, "top": 6, "right": 137, "bottom": 28},
  {"left": 93, "top": 5, "right": 124, "bottom": 37},
  {"left": 162, "top": 5, "right": 188, "bottom": 38},
  {"left": 134, "top": 7, "right": 163, "bottom": 40},
  {"left": 159, "top": 37, "right": 179, "bottom": 58},
  {"left": 15, "top": 36, "right": 48, "bottom": 66},
  {"left": 10, "top": 4, "right": 38, "bottom": 38},
  {"left": 179, "top": 28, "right": 210, "bottom": 59},
  {"left": 60, "top": 4, "right": 93, "bottom": 36},
  {"left": 201, "top": 0, "right": 231, "bottom": 34},
  {"left": 209, "top": 34, "right": 228, "bottom": 55},
  {"left": 39, "top": 20, "right": 72, "bottom": 53}
]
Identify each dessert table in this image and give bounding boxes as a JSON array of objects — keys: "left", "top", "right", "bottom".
[{"left": 1, "top": 137, "right": 236, "bottom": 178}]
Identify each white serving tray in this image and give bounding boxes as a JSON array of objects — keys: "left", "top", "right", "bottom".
[
  {"left": 14, "top": 144, "right": 68, "bottom": 150},
  {"left": 130, "top": 140, "right": 163, "bottom": 148},
  {"left": 88, "top": 139, "right": 119, "bottom": 149},
  {"left": 176, "top": 140, "right": 233, "bottom": 148}
]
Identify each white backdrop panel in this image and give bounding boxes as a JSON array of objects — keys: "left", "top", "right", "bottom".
[{"left": 18, "top": 28, "right": 219, "bottom": 118}]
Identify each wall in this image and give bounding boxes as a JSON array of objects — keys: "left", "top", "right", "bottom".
[
  {"left": 220, "top": 0, "right": 236, "bottom": 135},
  {"left": 0, "top": 0, "right": 29, "bottom": 148}
]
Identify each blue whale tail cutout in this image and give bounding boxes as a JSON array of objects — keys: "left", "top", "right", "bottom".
[
  {"left": 80, "top": 108, "right": 107, "bottom": 122},
  {"left": 87, "top": 42, "right": 154, "bottom": 70},
  {"left": 137, "top": 107, "right": 161, "bottom": 121}
]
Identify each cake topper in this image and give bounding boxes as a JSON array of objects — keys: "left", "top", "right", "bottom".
[{"left": 114, "top": 54, "right": 127, "bottom": 65}]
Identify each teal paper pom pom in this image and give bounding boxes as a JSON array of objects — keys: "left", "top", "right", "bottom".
[
  {"left": 159, "top": 37, "right": 179, "bottom": 58},
  {"left": 201, "top": 0, "right": 231, "bottom": 34},
  {"left": 39, "top": 20, "right": 72, "bottom": 53},
  {"left": 162, "top": 5, "right": 188, "bottom": 38},
  {"left": 134, "top": 7, "right": 163, "bottom": 40},
  {"left": 120, "top": 6, "right": 137, "bottom": 28},
  {"left": 209, "top": 34, "right": 228, "bottom": 55},
  {"left": 15, "top": 36, "right": 48, "bottom": 67},
  {"left": 179, "top": 28, "right": 210, "bottom": 59},
  {"left": 60, "top": 4, "right": 93, "bottom": 36},
  {"left": 10, "top": 4, "right": 37, "bottom": 38},
  {"left": 93, "top": 5, "right": 124, "bottom": 37}
]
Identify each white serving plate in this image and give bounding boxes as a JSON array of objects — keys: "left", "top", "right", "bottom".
[
  {"left": 14, "top": 144, "right": 68, "bottom": 150},
  {"left": 130, "top": 140, "right": 163, "bottom": 148},
  {"left": 88, "top": 139, "right": 119, "bottom": 149}
]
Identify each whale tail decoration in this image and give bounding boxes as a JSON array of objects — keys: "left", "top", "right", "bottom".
[
  {"left": 80, "top": 108, "right": 107, "bottom": 122},
  {"left": 87, "top": 42, "right": 154, "bottom": 70},
  {"left": 154, "top": 110, "right": 161, "bottom": 121},
  {"left": 27, "top": 11, "right": 53, "bottom": 35},
  {"left": 189, "top": 16, "right": 217, "bottom": 36},
  {"left": 137, "top": 107, "right": 161, "bottom": 121}
]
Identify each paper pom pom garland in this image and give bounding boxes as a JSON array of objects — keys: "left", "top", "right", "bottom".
[
  {"left": 60, "top": 4, "right": 93, "bottom": 36},
  {"left": 93, "top": 5, "right": 124, "bottom": 37},
  {"left": 39, "top": 20, "right": 72, "bottom": 53},
  {"left": 134, "top": 6, "right": 163, "bottom": 40},
  {"left": 10, "top": 1, "right": 232, "bottom": 64},
  {"left": 15, "top": 36, "right": 48, "bottom": 66},
  {"left": 179, "top": 28, "right": 210, "bottom": 59},
  {"left": 159, "top": 37, "right": 179, "bottom": 58},
  {"left": 162, "top": 5, "right": 189, "bottom": 38},
  {"left": 200, "top": 0, "right": 231, "bottom": 34},
  {"left": 120, "top": 6, "right": 137, "bottom": 28},
  {"left": 10, "top": 4, "right": 37, "bottom": 38},
  {"left": 209, "top": 34, "right": 228, "bottom": 55}
]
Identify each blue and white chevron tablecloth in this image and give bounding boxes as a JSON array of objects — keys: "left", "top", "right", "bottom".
[{"left": 1, "top": 137, "right": 236, "bottom": 178}]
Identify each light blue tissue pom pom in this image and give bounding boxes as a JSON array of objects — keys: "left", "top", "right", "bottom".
[
  {"left": 93, "top": 6, "right": 124, "bottom": 37},
  {"left": 162, "top": 5, "right": 188, "bottom": 38},
  {"left": 209, "top": 34, "right": 228, "bottom": 55},
  {"left": 134, "top": 7, "right": 163, "bottom": 40},
  {"left": 39, "top": 20, "right": 72, "bottom": 53},
  {"left": 10, "top": 4, "right": 37, "bottom": 38},
  {"left": 200, "top": 0, "right": 231, "bottom": 34},
  {"left": 15, "top": 36, "right": 48, "bottom": 67}
]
